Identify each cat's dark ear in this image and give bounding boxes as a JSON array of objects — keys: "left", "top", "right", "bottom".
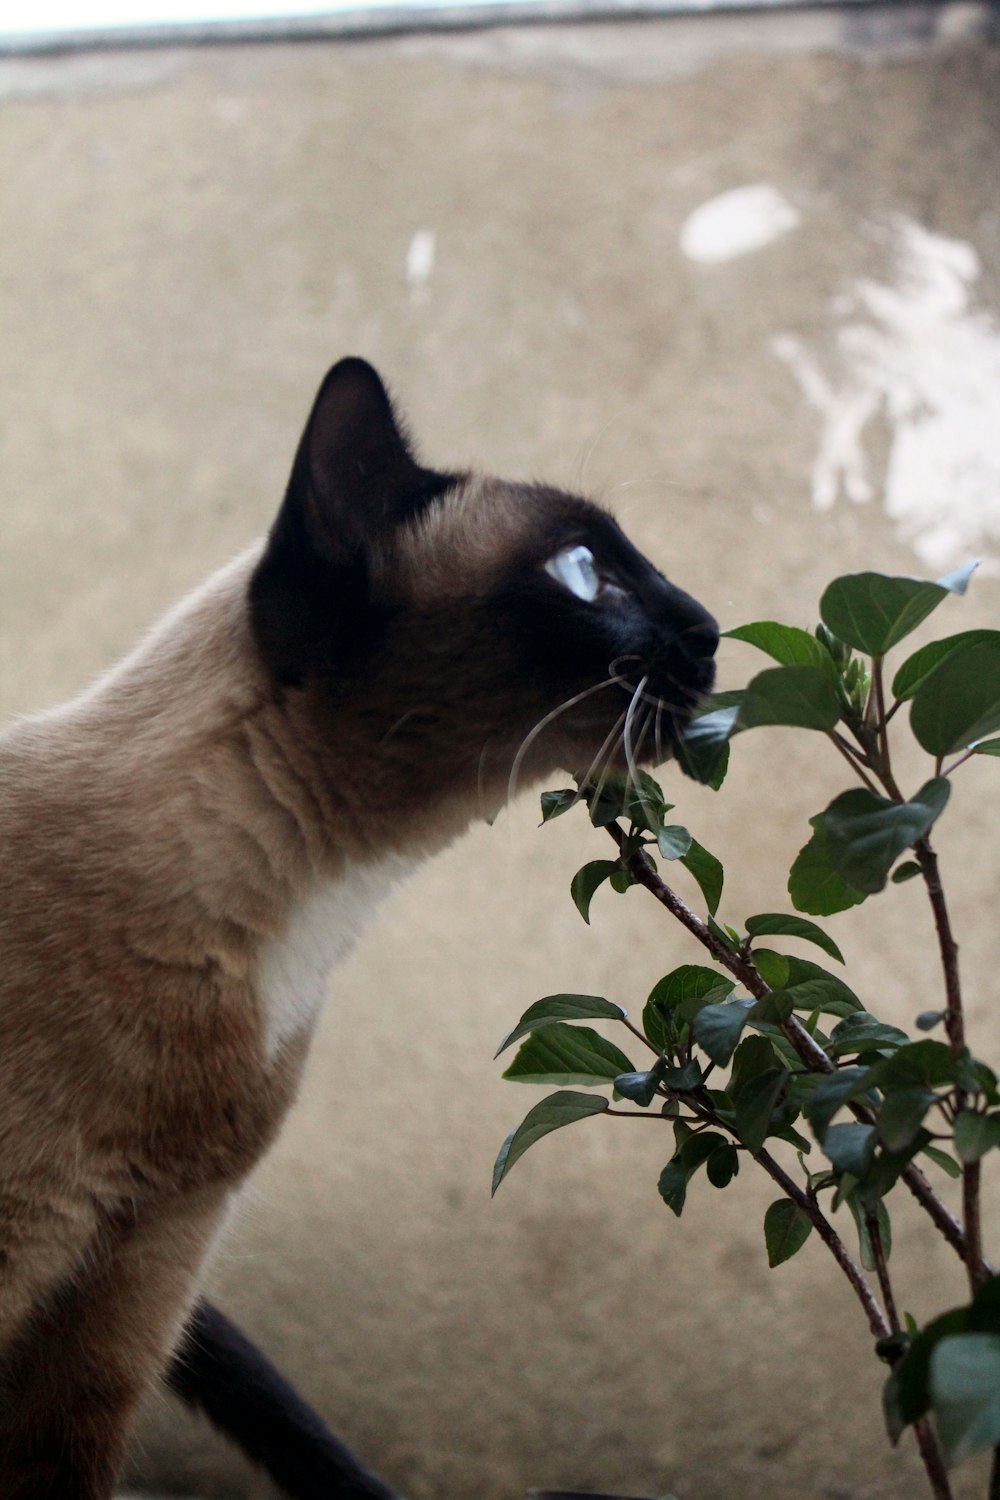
[
  {"left": 250, "top": 359, "right": 453, "bottom": 684},
  {"left": 284, "top": 357, "right": 451, "bottom": 564}
]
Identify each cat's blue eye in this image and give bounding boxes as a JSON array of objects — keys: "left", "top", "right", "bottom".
[{"left": 544, "top": 544, "right": 602, "bottom": 603}]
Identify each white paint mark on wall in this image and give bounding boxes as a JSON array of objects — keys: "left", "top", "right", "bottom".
[
  {"left": 774, "top": 218, "right": 1000, "bottom": 570},
  {"left": 405, "top": 228, "right": 436, "bottom": 304},
  {"left": 679, "top": 184, "right": 800, "bottom": 265}
]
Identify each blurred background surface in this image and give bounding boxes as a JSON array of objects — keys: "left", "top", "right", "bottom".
[{"left": 2, "top": 4, "right": 999, "bottom": 1496}]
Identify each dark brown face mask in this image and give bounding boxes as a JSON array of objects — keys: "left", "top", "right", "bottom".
[{"left": 250, "top": 357, "right": 717, "bottom": 813}]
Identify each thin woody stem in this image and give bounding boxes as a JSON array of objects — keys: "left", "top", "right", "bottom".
[
  {"left": 865, "top": 1209, "right": 900, "bottom": 1333},
  {"left": 913, "top": 834, "right": 990, "bottom": 1293},
  {"left": 913, "top": 1418, "right": 957, "bottom": 1500},
  {"left": 754, "top": 1146, "right": 889, "bottom": 1339},
  {"left": 827, "top": 729, "right": 880, "bottom": 793},
  {"left": 620, "top": 1015, "right": 662, "bottom": 1056}
]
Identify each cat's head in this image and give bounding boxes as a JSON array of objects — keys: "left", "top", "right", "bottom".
[{"left": 250, "top": 360, "right": 717, "bottom": 832}]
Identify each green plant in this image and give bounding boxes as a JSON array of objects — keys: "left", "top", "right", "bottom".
[{"left": 494, "top": 563, "right": 1000, "bottom": 1500}]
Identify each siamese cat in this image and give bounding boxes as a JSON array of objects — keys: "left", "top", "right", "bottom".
[{"left": 0, "top": 358, "right": 717, "bottom": 1500}]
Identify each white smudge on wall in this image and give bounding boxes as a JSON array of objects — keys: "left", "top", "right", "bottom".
[
  {"left": 405, "top": 229, "right": 436, "bottom": 304},
  {"left": 774, "top": 219, "right": 1000, "bottom": 570},
  {"left": 679, "top": 184, "right": 800, "bottom": 265}
]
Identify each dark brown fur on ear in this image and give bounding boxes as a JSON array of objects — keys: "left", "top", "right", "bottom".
[{"left": 250, "top": 359, "right": 457, "bottom": 685}]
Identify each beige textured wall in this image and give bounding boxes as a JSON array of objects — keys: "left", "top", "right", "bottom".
[{"left": 1, "top": 11, "right": 999, "bottom": 1498}]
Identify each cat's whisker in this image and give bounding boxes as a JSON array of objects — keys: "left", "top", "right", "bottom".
[
  {"left": 587, "top": 708, "right": 630, "bottom": 814},
  {"left": 506, "top": 677, "right": 620, "bottom": 809},
  {"left": 630, "top": 707, "right": 654, "bottom": 776},
  {"left": 571, "top": 707, "right": 631, "bottom": 813},
  {"left": 576, "top": 408, "right": 630, "bottom": 492},
  {"left": 377, "top": 709, "right": 418, "bottom": 749},
  {"left": 622, "top": 674, "right": 650, "bottom": 794},
  {"left": 609, "top": 666, "right": 689, "bottom": 714},
  {"left": 626, "top": 707, "right": 660, "bottom": 833}
]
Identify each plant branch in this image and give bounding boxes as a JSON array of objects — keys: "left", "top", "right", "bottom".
[
  {"left": 605, "top": 1108, "right": 680, "bottom": 1121},
  {"left": 754, "top": 1146, "right": 890, "bottom": 1338},
  {"left": 912, "top": 834, "right": 990, "bottom": 1292},
  {"left": 826, "top": 730, "right": 880, "bottom": 793},
  {"left": 913, "top": 1417, "right": 957, "bottom": 1500},
  {"left": 963, "top": 1159, "right": 986, "bottom": 1291},
  {"left": 873, "top": 655, "right": 891, "bottom": 776},
  {"left": 942, "top": 747, "right": 978, "bottom": 777},
  {"left": 620, "top": 1015, "right": 662, "bottom": 1056},
  {"left": 606, "top": 824, "right": 834, "bottom": 1075},
  {"left": 915, "top": 837, "right": 963, "bottom": 1054},
  {"left": 606, "top": 822, "right": 983, "bottom": 1273},
  {"left": 865, "top": 1209, "right": 900, "bottom": 1333}
]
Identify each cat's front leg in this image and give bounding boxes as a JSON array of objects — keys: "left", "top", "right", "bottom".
[{"left": 0, "top": 1184, "right": 230, "bottom": 1500}]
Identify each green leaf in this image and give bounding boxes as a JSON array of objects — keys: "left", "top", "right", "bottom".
[
  {"left": 820, "top": 567, "right": 976, "bottom": 657},
  {"left": 733, "top": 1068, "right": 787, "bottom": 1153},
  {"left": 764, "top": 1198, "right": 814, "bottom": 1267},
  {"left": 823, "top": 1121, "right": 877, "bottom": 1178},
  {"left": 657, "top": 824, "right": 693, "bottom": 860},
  {"left": 540, "top": 787, "right": 578, "bottom": 822},
  {"left": 958, "top": 1056, "right": 1000, "bottom": 1103},
  {"left": 808, "top": 1066, "right": 873, "bottom": 1141},
  {"left": 788, "top": 822, "right": 867, "bottom": 917},
  {"left": 570, "top": 859, "right": 621, "bottom": 923},
  {"left": 878, "top": 1086, "right": 937, "bottom": 1152},
  {"left": 725, "top": 620, "right": 836, "bottom": 672},
  {"left": 614, "top": 1061, "right": 667, "bottom": 1107},
  {"left": 730, "top": 1034, "right": 782, "bottom": 1094},
  {"left": 495, "top": 995, "right": 627, "bottom": 1057},
  {"left": 656, "top": 1160, "right": 689, "bottom": 1216},
  {"left": 891, "top": 861, "right": 922, "bottom": 884},
  {"left": 921, "top": 1143, "right": 962, "bottom": 1179},
  {"left": 930, "top": 1333, "right": 1000, "bottom": 1466},
  {"left": 953, "top": 1110, "right": 1000, "bottom": 1164},
  {"left": 657, "top": 1130, "right": 729, "bottom": 1216},
  {"left": 680, "top": 838, "right": 724, "bottom": 916},
  {"left": 692, "top": 998, "right": 756, "bottom": 1067},
  {"left": 828, "top": 1012, "right": 911, "bottom": 1058},
  {"left": 583, "top": 774, "right": 635, "bottom": 827},
  {"left": 662, "top": 1059, "right": 704, "bottom": 1091},
  {"left": 745, "top": 912, "right": 844, "bottom": 964},
  {"left": 675, "top": 704, "right": 738, "bottom": 788},
  {"left": 892, "top": 630, "right": 1000, "bottom": 701},
  {"left": 646, "top": 965, "right": 735, "bottom": 1016},
  {"left": 753, "top": 950, "right": 862, "bottom": 1018},
  {"left": 492, "top": 1091, "right": 609, "bottom": 1193},
  {"left": 748, "top": 992, "right": 794, "bottom": 1023},
  {"left": 910, "top": 639, "right": 1000, "bottom": 755},
  {"left": 821, "top": 778, "right": 950, "bottom": 894},
  {"left": 642, "top": 965, "right": 734, "bottom": 1051},
  {"left": 871, "top": 1040, "right": 956, "bottom": 1090},
  {"left": 620, "top": 776, "right": 671, "bottom": 835},
  {"left": 706, "top": 1143, "right": 740, "bottom": 1188},
  {"left": 502, "top": 1023, "right": 635, "bottom": 1087},
  {"left": 973, "top": 738, "right": 1000, "bottom": 756},
  {"left": 885, "top": 1277, "right": 1000, "bottom": 1440},
  {"left": 737, "top": 665, "right": 841, "bottom": 732}
]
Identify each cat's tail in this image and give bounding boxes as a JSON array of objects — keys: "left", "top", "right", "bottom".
[{"left": 166, "top": 1299, "right": 404, "bottom": 1500}]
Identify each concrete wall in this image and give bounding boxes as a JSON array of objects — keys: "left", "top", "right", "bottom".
[{"left": 2, "top": 8, "right": 999, "bottom": 1497}]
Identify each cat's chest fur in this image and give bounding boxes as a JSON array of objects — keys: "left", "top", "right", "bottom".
[{"left": 254, "top": 856, "right": 413, "bottom": 1060}]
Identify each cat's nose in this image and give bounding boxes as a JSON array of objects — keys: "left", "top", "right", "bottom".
[
  {"left": 663, "top": 585, "right": 719, "bottom": 659},
  {"left": 681, "top": 612, "right": 720, "bottom": 660}
]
